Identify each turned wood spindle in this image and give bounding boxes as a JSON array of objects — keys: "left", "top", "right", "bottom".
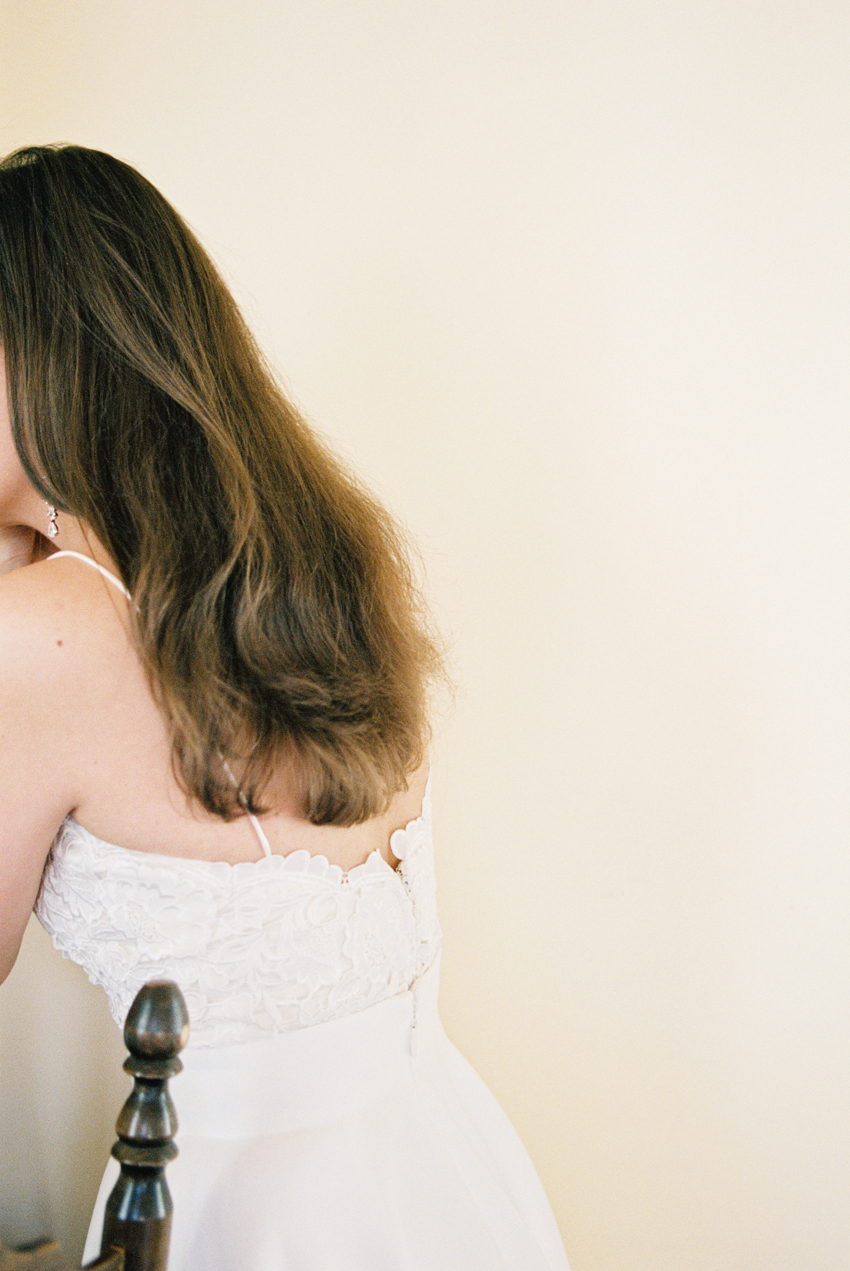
[{"left": 98, "top": 982, "right": 189, "bottom": 1271}]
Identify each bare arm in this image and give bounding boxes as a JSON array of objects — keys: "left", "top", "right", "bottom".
[{"left": 0, "top": 563, "right": 82, "bottom": 980}]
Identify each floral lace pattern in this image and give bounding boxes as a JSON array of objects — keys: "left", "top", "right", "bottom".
[{"left": 35, "top": 783, "right": 440, "bottom": 1047}]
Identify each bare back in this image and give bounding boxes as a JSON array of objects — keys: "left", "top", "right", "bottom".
[{"left": 0, "top": 550, "right": 429, "bottom": 977}]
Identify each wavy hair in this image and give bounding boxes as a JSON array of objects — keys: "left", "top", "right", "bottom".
[{"left": 0, "top": 144, "right": 443, "bottom": 824}]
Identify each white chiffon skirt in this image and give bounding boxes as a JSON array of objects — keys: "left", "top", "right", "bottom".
[{"left": 84, "top": 957, "right": 570, "bottom": 1270}]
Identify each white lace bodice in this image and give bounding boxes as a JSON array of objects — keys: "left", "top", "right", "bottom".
[{"left": 35, "top": 784, "right": 440, "bottom": 1047}]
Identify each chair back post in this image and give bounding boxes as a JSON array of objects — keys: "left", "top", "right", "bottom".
[{"left": 98, "top": 982, "right": 189, "bottom": 1271}]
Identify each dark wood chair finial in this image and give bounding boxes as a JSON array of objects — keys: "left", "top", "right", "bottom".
[{"left": 96, "top": 981, "right": 189, "bottom": 1271}]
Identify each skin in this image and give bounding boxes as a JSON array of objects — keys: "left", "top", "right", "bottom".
[{"left": 0, "top": 356, "right": 428, "bottom": 982}]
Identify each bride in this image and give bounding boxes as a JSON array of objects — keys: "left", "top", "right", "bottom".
[{"left": 0, "top": 143, "right": 569, "bottom": 1270}]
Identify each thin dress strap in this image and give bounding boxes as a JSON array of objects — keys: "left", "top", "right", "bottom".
[
  {"left": 46, "top": 549, "right": 132, "bottom": 600},
  {"left": 243, "top": 808, "right": 273, "bottom": 859},
  {"left": 46, "top": 549, "right": 273, "bottom": 860},
  {"left": 221, "top": 760, "right": 273, "bottom": 858}
]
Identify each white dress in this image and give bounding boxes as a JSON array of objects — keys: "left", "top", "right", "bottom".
[{"left": 34, "top": 553, "right": 570, "bottom": 1271}]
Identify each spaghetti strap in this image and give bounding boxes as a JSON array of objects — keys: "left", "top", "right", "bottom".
[
  {"left": 47, "top": 550, "right": 273, "bottom": 861},
  {"left": 244, "top": 810, "right": 273, "bottom": 859},
  {"left": 221, "top": 758, "right": 273, "bottom": 859},
  {"left": 46, "top": 550, "right": 132, "bottom": 601}
]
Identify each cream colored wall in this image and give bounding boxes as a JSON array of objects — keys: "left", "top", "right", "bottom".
[{"left": 1, "top": 3, "right": 849, "bottom": 1268}]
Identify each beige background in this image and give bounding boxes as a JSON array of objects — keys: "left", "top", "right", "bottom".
[{"left": 1, "top": 3, "right": 849, "bottom": 1268}]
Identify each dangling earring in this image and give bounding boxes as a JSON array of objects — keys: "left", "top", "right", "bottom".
[{"left": 46, "top": 503, "right": 59, "bottom": 539}]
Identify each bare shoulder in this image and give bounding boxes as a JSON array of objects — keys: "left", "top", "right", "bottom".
[
  {"left": 0, "top": 555, "right": 130, "bottom": 667},
  {"left": 0, "top": 558, "right": 136, "bottom": 980},
  {"left": 0, "top": 557, "right": 135, "bottom": 754}
]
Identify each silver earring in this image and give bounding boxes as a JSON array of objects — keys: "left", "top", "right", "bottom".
[{"left": 46, "top": 503, "right": 59, "bottom": 539}]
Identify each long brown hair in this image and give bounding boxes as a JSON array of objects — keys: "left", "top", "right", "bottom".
[{"left": 0, "top": 144, "right": 442, "bottom": 824}]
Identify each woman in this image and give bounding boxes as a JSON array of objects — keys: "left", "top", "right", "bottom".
[{"left": 0, "top": 144, "right": 569, "bottom": 1270}]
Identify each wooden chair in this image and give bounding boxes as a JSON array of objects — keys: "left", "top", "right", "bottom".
[{"left": 1, "top": 981, "right": 189, "bottom": 1271}]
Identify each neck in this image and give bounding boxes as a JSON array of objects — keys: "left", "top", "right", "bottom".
[
  {"left": 42, "top": 511, "right": 119, "bottom": 575},
  {"left": 7, "top": 482, "right": 120, "bottom": 575}
]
